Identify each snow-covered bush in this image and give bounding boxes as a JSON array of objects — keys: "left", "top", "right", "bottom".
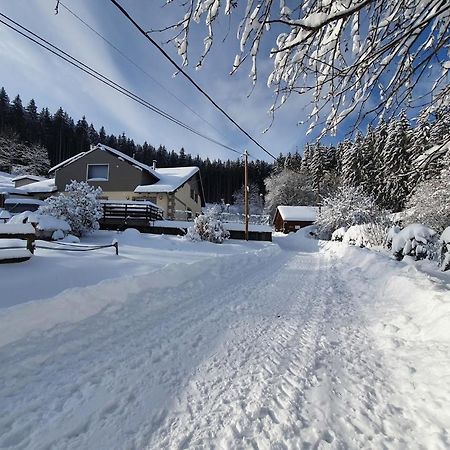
[
  {"left": 316, "top": 186, "right": 384, "bottom": 240},
  {"left": 343, "top": 223, "right": 387, "bottom": 248},
  {"left": 391, "top": 224, "right": 438, "bottom": 261},
  {"left": 38, "top": 181, "right": 103, "bottom": 237},
  {"left": 439, "top": 227, "right": 450, "bottom": 271},
  {"left": 405, "top": 154, "right": 450, "bottom": 232},
  {"left": 385, "top": 226, "right": 401, "bottom": 249},
  {"left": 186, "top": 210, "right": 230, "bottom": 244},
  {"left": 331, "top": 227, "right": 347, "bottom": 242}
]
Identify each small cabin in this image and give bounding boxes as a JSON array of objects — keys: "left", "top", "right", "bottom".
[{"left": 273, "top": 206, "right": 319, "bottom": 233}]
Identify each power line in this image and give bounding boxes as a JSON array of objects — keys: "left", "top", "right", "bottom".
[
  {"left": 108, "top": 0, "right": 277, "bottom": 161},
  {"left": 0, "top": 13, "right": 242, "bottom": 156},
  {"left": 57, "top": 1, "right": 225, "bottom": 138}
]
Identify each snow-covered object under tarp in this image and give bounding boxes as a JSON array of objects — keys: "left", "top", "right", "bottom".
[
  {"left": 28, "top": 214, "right": 71, "bottom": 232},
  {"left": 276, "top": 205, "right": 319, "bottom": 222},
  {"left": 391, "top": 223, "right": 437, "bottom": 260}
]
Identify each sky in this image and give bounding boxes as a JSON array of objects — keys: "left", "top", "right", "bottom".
[{"left": 0, "top": 0, "right": 319, "bottom": 163}]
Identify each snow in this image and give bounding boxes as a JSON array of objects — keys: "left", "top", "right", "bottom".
[
  {"left": 0, "top": 248, "right": 32, "bottom": 260},
  {"left": 16, "top": 178, "right": 57, "bottom": 193},
  {"left": 0, "top": 171, "right": 27, "bottom": 195},
  {"left": 276, "top": 205, "right": 319, "bottom": 221},
  {"left": 11, "top": 174, "right": 45, "bottom": 182},
  {"left": 153, "top": 219, "right": 272, "bottom": 233},
  {"left": 135, "top": 166, "right": 199, "bottom": 193},
  {"left": 442, "top": 226, "right": 450, "bottom": 244},
  {"left": 27, "top": 213, "right": 71, "bottom": 232},
  {"left": 5, "top": 197, "right": 45, "bottom": 205},
  {"left": 0, "top": 230, "right": 449, "bottom": 448},
  {"left": 391, "top": 223, "right": 437, "bottom": 256},
  {"left": 0, "top": 222, "right": 35, "bottom": 235}
]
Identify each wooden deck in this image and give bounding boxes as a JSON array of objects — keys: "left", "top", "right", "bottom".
[{"left": 99, "top": 202, "right": 163, "bottom": 229}]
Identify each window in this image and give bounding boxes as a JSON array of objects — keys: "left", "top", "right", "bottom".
[{"left": 87, "top": 164, "right": 109, "bottom": 181}]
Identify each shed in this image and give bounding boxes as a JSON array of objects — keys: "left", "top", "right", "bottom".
[{"left": 273, "top": 206, "right": 319, "bottom": 233}]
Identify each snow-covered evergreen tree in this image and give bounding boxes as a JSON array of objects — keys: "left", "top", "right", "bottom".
[
  {"left": 38, "top": 181, "right": 103, "bottom": 237},
  {"left": 379, "top": 112, "right": 411, "bottom": 210},
  {"left": 0, "top": 134, "right": 50, "bottom": 175},
  {"left": 341, "top": 134, "right": 362, "bottom": 188}
]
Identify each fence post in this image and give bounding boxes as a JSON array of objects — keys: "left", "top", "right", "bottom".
[{"left": 113, "top": 241, "right": 119, "bottom": 255}]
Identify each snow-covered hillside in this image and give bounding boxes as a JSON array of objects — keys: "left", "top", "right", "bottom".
[{"left": 0, "top": 230, "right": 449, "bottom": 449}]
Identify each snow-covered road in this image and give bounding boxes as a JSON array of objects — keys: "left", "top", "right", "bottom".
[{"left": 1, "top": 238, "right": 449, "bottom": 449}]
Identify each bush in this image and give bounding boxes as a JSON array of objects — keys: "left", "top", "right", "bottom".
[
  {"left": 391, "top": 223, "right": 438, "bottom": 261},
  {"left": 316, "top": 186, "right": 384, "bottom": 239},
  {"left": 186, "top": 210, "right": 230, "bottom": 244},
  {"left": 38, "top": 181, "right": 103, "bottom": 237},
  {"left": 342, "top": 223, "right": 387, "bottom": 248}
]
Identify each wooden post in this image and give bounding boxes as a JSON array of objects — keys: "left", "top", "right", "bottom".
[{"left": 244, "top": 150, "right": 249, "bottom": 241}]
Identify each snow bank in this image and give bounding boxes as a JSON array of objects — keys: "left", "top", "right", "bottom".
[
  {"left": 275, "top": 225, "right": 319, "bottom": 252},
  {"left": 331, "top": 226, "right": 346, "bottom": 241},
  {"left": 324, "top": 242, "right": 450, "bottom": 344},
  {"left": 0, "top": 245, "right": 279, "bottom": 348}
]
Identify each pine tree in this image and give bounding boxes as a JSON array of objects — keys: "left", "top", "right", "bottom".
[
  {"left": 379, "top": 112, "right": 411, "bottom": 210},
  {"left": 0, "top": 87, "right": 9, "bottom": 131}
]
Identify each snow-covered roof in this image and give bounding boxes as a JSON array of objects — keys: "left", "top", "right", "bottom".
[
  {"left": 48, "top": 151, "right": 91, "bottom": 173},
  {"left": 11, "top": 175, "right": 45, "bottom": 182},
  {"left": 134, "top": 167, "right": 199, "bottom": 193},
  {"left": 95, "top": 144, "right": 159, "bottom": 178},
  {"left": 276, "top": 206, "right": 319, "bottom": 221},
  {"left": 16, "top": 178, "right": 57, "bottom": 193},
  {"left": 49, "top": 144, "right": 160, "bottom": 179},
  {"left": 0, "top": 171, "right": 29, "bottom": 195},
  {"left": 5, "top": 198, "right": 45, "bottom": 205}
]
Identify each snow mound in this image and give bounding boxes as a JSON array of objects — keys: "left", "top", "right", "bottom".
[
  {"left": 117, "top": 228, "right": 142, "bottom": 245},
  {"left": 275, "top": 225, "right": 319, "bottom": 252}
]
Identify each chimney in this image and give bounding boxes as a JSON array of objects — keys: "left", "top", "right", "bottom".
[{"left": 152, "top": 160, "right": 157, "bottom": 170}]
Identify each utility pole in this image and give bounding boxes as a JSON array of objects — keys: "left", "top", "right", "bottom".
[{"left": 244, "top": 149, "right": 249, "bottom": 241}]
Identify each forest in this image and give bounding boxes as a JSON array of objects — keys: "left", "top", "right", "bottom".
[
  {"left": 0, "top": 87, "right": 272, "bottom": 204},
  {"left": 1, "top": 86, "right": 449, "bottom": 215}
]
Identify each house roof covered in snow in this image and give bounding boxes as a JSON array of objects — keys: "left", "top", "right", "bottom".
[
  {"left": 275, "top": 206, "right": 319, "bottom": 222},
  {"left": 11, "top": 175, "right": 46, "bottom": 183},
  {"left": 134, "top": 167, "right": 200, "bottom": 194},
  {"left": 48, "top": 144, "right": 159, "bottom": 179},
  {"left": 16, "top": 178, "right": 57, "bottom": 194}
]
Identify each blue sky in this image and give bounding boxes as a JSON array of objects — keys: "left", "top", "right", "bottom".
[{"left": 0, "top": 0, "right": 319, "bottom": 162}]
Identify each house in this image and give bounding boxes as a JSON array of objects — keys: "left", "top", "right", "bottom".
[
  {"left": 273, "top": 206, "right": 319, "bottom": 233},
  {"left": 12, "top": 175, "right": 46, "bottom": 188},
  {"left": 48, "top": 144, "right": 205, "bottom": 219}
]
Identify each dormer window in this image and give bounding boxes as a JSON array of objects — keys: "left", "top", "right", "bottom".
[{"left": 87, "top": 164, "right": 109, "bottom": 181}]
